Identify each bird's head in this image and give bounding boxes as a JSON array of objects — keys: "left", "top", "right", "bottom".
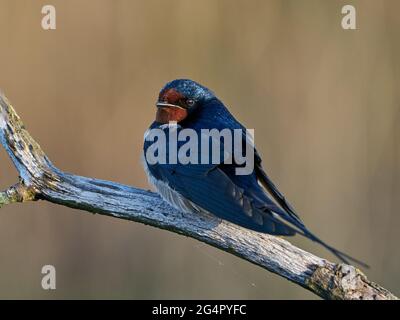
[{"left": 155, "top": 79, "right": 215, "bottom": 123}]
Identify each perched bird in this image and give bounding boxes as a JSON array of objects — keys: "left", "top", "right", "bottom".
[{"left": 143, "top": 79, "right": 367, "bottom": 267}]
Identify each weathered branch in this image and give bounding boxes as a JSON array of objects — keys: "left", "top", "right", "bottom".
[{"left": 0, "top": 93, "right": 397, "bottom": 300}]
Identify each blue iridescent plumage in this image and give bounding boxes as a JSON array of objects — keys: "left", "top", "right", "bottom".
[{"left": 143, "top": 79, "right": 367, "bottom": 267}]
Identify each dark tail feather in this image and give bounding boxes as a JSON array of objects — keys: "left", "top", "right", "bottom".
[
  {"left": 264, "top": 210, "right": 369, "bottom": 267},
  {"left": 302, "top": 230, "right": 370, "bottom": 268},
  {"left": 256, "top": 164, "right": 369, "bottom": 268},
  {"left": 277, "top": 212, "right": 369, "bottom": 268}
]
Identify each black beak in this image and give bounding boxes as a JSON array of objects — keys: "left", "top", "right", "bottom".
[{"left": 156, "top": 102, "right": 185, "bottom": 110}]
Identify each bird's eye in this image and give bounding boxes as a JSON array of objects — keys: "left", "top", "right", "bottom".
[{"left": 186, "top": 99, "right": 195, "bottom": 107}]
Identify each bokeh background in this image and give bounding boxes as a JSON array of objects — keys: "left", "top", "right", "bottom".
[{"left": 0, "top": 0, "right": 399, "bottom": 299}]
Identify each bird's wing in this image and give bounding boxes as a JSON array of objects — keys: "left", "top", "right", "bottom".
[
  {"left": 254, "top": 152, "right": 305, "bottom": 227},
  {"left": 147, "top": 160, "right": 296, "bottom": 235},
  {"left": 144, "top": 125, "right": 298, "bottom": 235}
]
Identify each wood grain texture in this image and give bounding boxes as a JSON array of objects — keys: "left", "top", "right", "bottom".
[{"left": 0, "top": 93, "right": 397, "bottom": 300}]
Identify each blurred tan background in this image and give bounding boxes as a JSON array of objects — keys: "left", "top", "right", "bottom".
[{"left": 0, "top": 0, "right": 399, "bottom": 299}]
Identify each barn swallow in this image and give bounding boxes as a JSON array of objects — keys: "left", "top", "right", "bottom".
[{"left": 143, "top": 79, "right": 367, "bottom": 267}]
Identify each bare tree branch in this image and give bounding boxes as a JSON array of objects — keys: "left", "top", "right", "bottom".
[{"left": 0, "top": 93, "right": 397, "bottom": 300}]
